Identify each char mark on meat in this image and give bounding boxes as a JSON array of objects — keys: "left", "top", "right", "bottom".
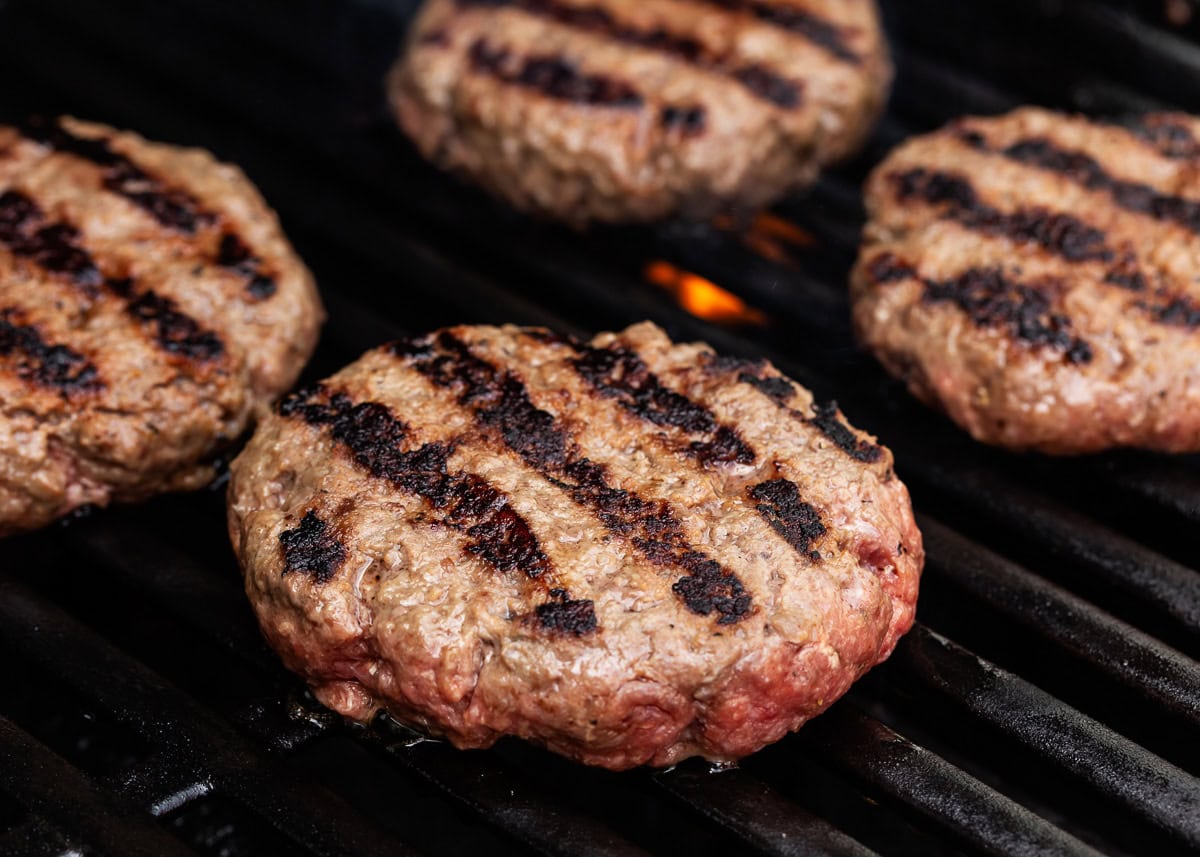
[
  {"left": 22, "top": 118, "right": 278, "bottom": 300},
  {"left": 217, "top": 233, "right": 277, "bottom": 299},
  {"left": 808, "top": 401, "right": 883, "bottom": 463},
  {"left": 737, "top": 371, "right": 794, "bottom": 404},
  {"left": 1113, "top": 115, "right": 1200, "bottom": 160},
  {"left": 1142, "top": 295, "right": 1200, "bottom": 328},
  {"left": 536, "top": 589, "right": 598, "bottom": 634},
  {"left": 660, "top": 106, "right": 707, "bottom": 136},
  {"left": 891, "top": 168, "right": 1115, "bottom": 263},
  {"left": 0, "top": 190, "right": 104, "bottom": 289},
  {"left": 23, "top": 117, "right": 214, "bottom": 234},
  {"left": 122, "top": 289, "right": 224, "bottom": 360},
  {"left": 727, "top": 360, "right": 883, "bottom": 463},
  {"left": 571, "top": 343, "right": 756, "bottom": 467},
  {"left": 700, "top": 0, "right": 862, "bottom": 65},
  {"left": 279, "top": 385, "right": 557, "bottom": 580},
  {"left": 865, "top": 253, "right": 1094, "bottom": 364},
  {"left": 458, "top": 0, "right": 803, "bottom": 108},
  {"left": 280, "top": 510, "right": 347, "bottom": 584},
  {"left": 393, "top": 332, "right": 754, "bottom": 624},
  {"left": 749, "top": 479, "right": 825, "bottom": 561},
  {"left": 469, "top": 39, "right": 644, "bottom": 107},
  {"left": 0, "top": 309, "right": 102, "bottom": 394},
  {"left": 0, "top": 190, "right": 225, "bottom": 361},
  {"left": 988, "top": 136, "right": 1200, "bottom": 236}
]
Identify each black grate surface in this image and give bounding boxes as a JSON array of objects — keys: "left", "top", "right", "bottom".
[{"left": 1, "top": 1, "right": 1198, "bottom": 855}]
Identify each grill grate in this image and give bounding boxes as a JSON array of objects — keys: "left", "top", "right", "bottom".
[{"left": 1, "top": 1, "right": 1199, "bottom": 855}]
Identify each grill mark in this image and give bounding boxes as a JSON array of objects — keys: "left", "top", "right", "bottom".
[
  {"left": 702, "top": 0, "right": 861, "bottom": 65},
  {"left": 23, "top": 118, "right": 214, "bottom": 235},
  {"left": 469, "top": 39, "right": 643, "bottom": 106},
  {"left": 0, "top": 189, "right": 223, "bottom": 362},
  {"left": 1140, "top": 295, "right": 1200, "bottom": 328},
  {"left": 661, "top": 106, "right": 707, "bottom": 136},
  {"left": 1113, "top": 115, "right": 1200, "bottom": 160},
  {"left": 808, "top": 401, "right": 883, "bottom": 463},
  {"left": 0, "top": 309, "right": 102, "bottom": 394},
  {"left": 0, "top": 190, "right": 104, "bottom": 289},
  {"left": 117, "top": 285, "right": 224, "bottom": 360},
  {"left": 280, "top": 385, "right": 557, "bottom": 582},
  {"left": 558, "top": 336, "right": 833, "bottom": 560},
  {"left": 729, "top": 367, "right": 883, "bottom": 463},
  {"left": 986, "top": 136, "right": 1200, "bottom": 236},
  {"left": 22, "top": 118, "right": 277, "bottom": 300},
  {"left": 458, "top": 0, "right": 802, "bottom": 108},
  {"left": 748, "top": 479, "right": 825, "bottom": 561},
  {"left": 559, "top": 336, "right": 835, "bottom": 564},
  {"left": 536, "top": 588, "right": 598, "bottom": 635},
  {"left": 950, "top": 133, "right": 1200, "bottom": 327},
  {"left": 866, "top": 253, "right": 1095, "bottom": 364},
  {"left": 1103, "top": 256, "right": 1149, "bottom": 293},
  {"left": 393, "top": 332, "right": 753, "bottom": 624},
  {"left": 216, "top": 233, "right": 277, "bottom": 299},
  {"left": 279, "top": 510, "right": 347, "bottom": 585},
  {"left": 891, "top": 168, "right": 1115, "bottom": 263},
  {"left": 571, "top": 344, "right": 756, "bottom": 467},
  {"left": 737, "top": 371, "right": 794, "bottom": 403}
]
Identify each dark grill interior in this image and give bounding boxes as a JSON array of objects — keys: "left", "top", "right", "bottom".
[{"left": 2, "top": 1, "right": 1199, "bottom": 855}]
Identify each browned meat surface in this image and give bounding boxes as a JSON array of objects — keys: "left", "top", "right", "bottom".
[
  {"left": 388, "top": 0, "right": 892, "bottom": 224},
  {"left": 227, "top": 321, "right": 922, "bottom": 770},
  {"left": 0, "top": 117, "right": 323, "bottom": 535},
  {"left": 853, "top": 108, "right": 1200, "bottom": 453}
]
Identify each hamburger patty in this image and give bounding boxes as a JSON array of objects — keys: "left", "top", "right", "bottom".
[
  {"left": 227, "top": 322, "right": 922, "bottom": 769},
  {"left": 852, "top": 108, "right": 1200, "bottom": 453},
  {"left": 388, "top": 0, "right": 891, "bottom": 224},
  {"left": 0, "top": 117, "right": 322, "bottom": 535}
]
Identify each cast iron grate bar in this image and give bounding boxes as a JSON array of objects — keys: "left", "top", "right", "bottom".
[
  {"left": 918, "top": 518, "right": 1200, "bottom": 733},
  {"left": 887, "top": 625, "right": 1200, "bottom": 848},
  {"left": 651, "top": 767, "right": 880, "bottom": 857},
  {"left": 798, "top": 708, "right": 1103, "bottom": 857},
  {"left": 0, "top": 578, "right": 419, "bottom": 857},
  {"left": 0, "top": 715, "right": 198, "bottom": 857},
  {"left": 893, "top": 444, "right": 1200, "bottom": 654}
]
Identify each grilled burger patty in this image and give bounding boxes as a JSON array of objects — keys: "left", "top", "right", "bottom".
[
  {"left": 0, "top": 117, "right": 322, "bottom": 535},
  {"left": 388, "top": 0, "right": 891, "bottom": 224},
  {"left": 228, "top": 321, "right": 922, "bottom": 769},
  {"left": 853, "top": 108, "right": 1200, "bottom": 453}
]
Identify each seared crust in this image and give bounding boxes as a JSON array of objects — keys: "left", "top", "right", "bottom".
[
  {"left": 853, "top": 108, "right": 1200, "bottom": 453},
  {"left": 0, "top": 117, "right": 323, "bottom": 534},
  {"left": 388, "top": 0, "right": 891, "bottom": 224},
  {"left": 228, "top": 321, "right": 922, "bottom": 769}
]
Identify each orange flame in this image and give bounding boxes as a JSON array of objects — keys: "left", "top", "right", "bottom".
[
  {"left": 644, "top": 261, "right": 767, "bottom": 326},
  {"left": 713, "top": 212, "right": 815, "bottom": 266}
]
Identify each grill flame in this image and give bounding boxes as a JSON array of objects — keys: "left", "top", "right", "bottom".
[
  {"left": 644, "top": 261, "right": 767, "bottom": 326},
  {"left": 713, "top": 212, "right": 815, "bottom": 265}
]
